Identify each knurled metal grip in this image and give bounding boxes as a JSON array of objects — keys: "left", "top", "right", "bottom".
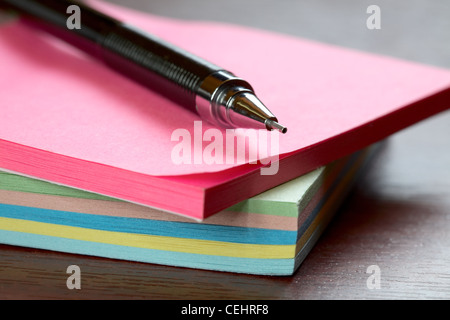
[{"left": 101, "top": 24, "right": 223, "bottom": 111}]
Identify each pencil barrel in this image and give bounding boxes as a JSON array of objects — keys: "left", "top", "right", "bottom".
[
  {"left": 2, "top": 0, "right": 223, "bottom": 111},
  {"left": 101, "top": 24, "right": 220, "bottom": 102}
]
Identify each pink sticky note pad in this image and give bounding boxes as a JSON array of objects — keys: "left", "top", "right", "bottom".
[{"left": 0, "top": 0, "right": 449, "bottom": 219}]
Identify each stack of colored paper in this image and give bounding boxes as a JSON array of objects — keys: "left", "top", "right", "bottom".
[
  {"left": 0, "top": 1, "right": 449, "bottom": 275},
  {"left": 0, "top": 146, "right": 377, "bottom": 275},
  {"left": 0, "top": 1, "right": 449, "bottom": 220}
]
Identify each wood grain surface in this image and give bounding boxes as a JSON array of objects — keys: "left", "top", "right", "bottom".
[{"left": 0, "top": 0, "right": 449, "bottom": 300}]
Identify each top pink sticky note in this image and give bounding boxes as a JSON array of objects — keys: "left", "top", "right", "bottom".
[{"left": 0, "top": 0, "right": 449, "bottom": 178}]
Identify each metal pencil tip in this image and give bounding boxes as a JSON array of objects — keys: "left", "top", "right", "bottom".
[{"left": 266, "top": 119, "right": 288, "bottom": 134}]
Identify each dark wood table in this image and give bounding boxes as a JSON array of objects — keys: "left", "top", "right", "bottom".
[{"left": 1, "top": 0, "right": 449, "bottom": 300}]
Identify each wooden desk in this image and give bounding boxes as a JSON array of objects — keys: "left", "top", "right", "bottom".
[{"left": 1, "top": 0, "right": 449, "bottom": 300}]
